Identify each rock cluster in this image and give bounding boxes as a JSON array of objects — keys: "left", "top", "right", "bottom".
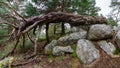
[
  {"left": 53, "top": 46, "right": 73, "bottom": 56},
  {"left": 45, "top": 24, "right": 120, "bottom": 65}
]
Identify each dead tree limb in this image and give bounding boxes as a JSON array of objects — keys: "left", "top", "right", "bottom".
[
  {"left": 12, "top": 56, "right": 38, "bottom": 67},
  {"left": 0, "top": 20, "right": 18, "bottom": 29},
  {"left": 19, "top": 12, "right": 107, "bottom": 34},
  {"left": 0, "top": 2, "right": 27, "bottom": 23},
  {"left": 26, "top": 33, "right": 34, "bottom": 44}
]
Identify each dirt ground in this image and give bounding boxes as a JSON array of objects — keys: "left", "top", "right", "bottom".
[
  {"left": 14, "top": 50, "right": 120, "bottom": 68},
  {"left": 1, "top": 42, "right": 120, "bottom": 68}
]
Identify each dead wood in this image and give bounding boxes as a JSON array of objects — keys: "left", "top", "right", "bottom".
[{"left": 19, "top": 12, "right": 107, "bottom": 34}]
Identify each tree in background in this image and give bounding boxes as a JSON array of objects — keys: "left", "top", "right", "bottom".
[
  {"left": 0, "top": 0, "right": 20, "bottom": 35},
  {"left": 107, "top": 17, "right": 117, "bottom": 26},
  {"left": 109, "top": 0, "right": 120, "bottom": 23},
  {"left": 0, "top": 0, "right": 101, "bottom": 43},
  {"left": 23, "top": 3, "right": 39, "bottom": 17},
  {"left": 20, "top": 0, "right": 100, "bottom": 42},
  {"left": 33, "top": 0, "right": 100, "bottom": 35}
]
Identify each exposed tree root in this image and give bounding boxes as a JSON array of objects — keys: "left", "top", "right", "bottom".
[
  {"left": 24, "top": 53, "right": 49, "bottom": 60},
  {"left": 12, "top": 56, "right": 38, "bottom": 67}
]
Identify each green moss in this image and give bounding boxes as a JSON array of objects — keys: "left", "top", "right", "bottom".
[
  {"left": 71, "top": 46, "right": 77, "bottom": 58},
  {"left": 59, "top": 55, "right": 64, "bottom": 60},
  {"left": 71, "top": 52, "right": 77, "bottom": 58},
  {"left": 113, "top": 48, "right": 120, "bottom": 55},
  {"left": 38, "top": 38, "right": 46, "bottom": 42},
  {"left": 78, "top": 58, "right": 83, "bottom": 64},
  {"left": 45, "top": 50, "right": 52, "bottom": 54},
  {"left": 48, "top": 54, "right": 54, "bottom": 63},
  {"left": 71, "top": 45, "right": 83, "bottom": 64}
]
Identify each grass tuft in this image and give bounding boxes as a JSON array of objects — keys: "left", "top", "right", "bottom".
[{"left": 71, "top": 46, "right": 77, "bottom": 58}]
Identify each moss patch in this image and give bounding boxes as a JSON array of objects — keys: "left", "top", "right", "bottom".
[{"left": 113, "top": 48, "right": 120, "bottom": 55}]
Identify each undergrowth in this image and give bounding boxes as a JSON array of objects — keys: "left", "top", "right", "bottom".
[
  {"left": 113, "top": 48, "right": 120, "bottom": 55},
  {"left": 71, "top": 45, "right": 77, "bottom": 58},
  {"left": 0, "top": 41, "right": 15, "bottom": 58}
]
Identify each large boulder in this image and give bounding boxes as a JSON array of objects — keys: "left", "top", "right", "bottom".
[
  {"left": 98, "top": 41, "right": 116, "bottom": 57},
  {"left": 115, "top": 30, "right": 120, "bottom": 49},
  {"left": 88, "top": 24, "right": 113, "bottom": 40},
  {"left": 44, "top": 40, "right": 58, "bottom": 53},
  {"left": 76, "top": 39, "right": 100, "bottom": 65},
  {"left": 57, "top": 30, "right": 87, "bottom": 46},
  {"left": 52, "top": 46, "right": 73, "bottom": 56}
]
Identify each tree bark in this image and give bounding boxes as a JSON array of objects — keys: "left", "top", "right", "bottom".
[
  {"left": 46, "top": 23, "right": 50, "bottom": 43},
  {"left": 19, "top": 12, "right": 107, "bottom": 33},
  {"left": 22, "top": 34, "right": 25, "bottom": 49},
  {"left": 54, "top": 24, "right": 56, "bottom": 34},
  {"left": 61, "top": 22, "right": 65, "bottom": 35}
]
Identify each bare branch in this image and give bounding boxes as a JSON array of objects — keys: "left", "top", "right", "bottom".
[
  {"left": 22, "top": 21, "right": 41, "bottom": 34},
  {"left": 0, "top": 20, "right": 18, "bottom": 28},
  {"left": 0, "top": 2, "right": 27, "bottom": 23},
  {"left": 27, "top": 33, "right": 34, "bottom": 44}
]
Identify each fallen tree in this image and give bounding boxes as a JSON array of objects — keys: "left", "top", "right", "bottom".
[
  {"left": 19, "top": 12, "right": 107, "bottom": 33},
  {"left": 0, "top": 2, "right": 111, "bottom": 68},
  {"left": 0, "top": 2, "right": 108, "bottom": 60},
  {"left": 18, "top": 12, "right": 107, "bottom": 43}
]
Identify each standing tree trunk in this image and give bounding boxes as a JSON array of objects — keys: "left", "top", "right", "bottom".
[
  {"left": 46, "top": 23, "right": 50, "bottom": 43},
  {"left": 61, "top": 0, "right": 65, "bottom": 35},
  {"left": 61, "top": 22, "right": 65, "bottom": 35},
  {"left": 54, "top": 24, "right": 56, "bottom": 34},
  {"left": 34, "top": 38, "right": 38, "bottom": 54},
  {"left": 22, "top": 34, "right": 25, "bottom": 49}
]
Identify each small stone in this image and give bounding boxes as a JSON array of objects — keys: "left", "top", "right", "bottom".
[
  {"left": 52, "top": 46, "right": 73, "bottom": 56},
  {"left": 44, "top": 40, "right": 58, "bottom": 53}
]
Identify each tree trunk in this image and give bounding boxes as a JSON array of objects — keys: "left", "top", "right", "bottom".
[
  {"left": 54, "top": 24, "right": 56, "bottom": 34},
  {"left": 22, "top": 34, "right": 25, "bottom": 49},
  {"left": 18, "top": 12, "right": 107, "bottom": 35},
  {"left": 61, "top": 0, "right": 65, "bottom": 35},
  {"left": 61, "top": 22, "right": 65, "bottom": 35},
  {"left": 46, "top": 23, "right": 50, "bottom": 43}
]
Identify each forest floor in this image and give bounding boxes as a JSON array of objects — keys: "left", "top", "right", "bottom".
[{"left": 0, "top": 41, "right": 120, "bottom": 68}]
